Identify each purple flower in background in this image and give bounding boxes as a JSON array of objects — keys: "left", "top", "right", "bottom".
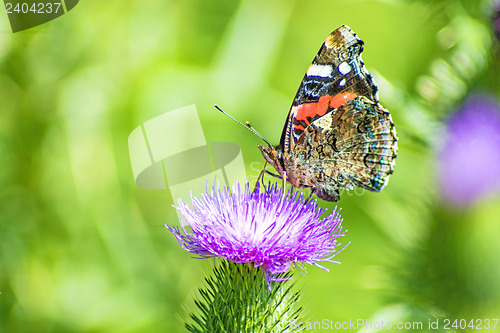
[
  {"left": 166, "top": 182, "right": 347, "bottom": 283},
  {"left": 438, "top": 95, "right": 500, "bottom": 206}
]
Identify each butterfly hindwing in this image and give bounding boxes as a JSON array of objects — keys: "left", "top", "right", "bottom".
[{"left": 284, "top": 96, "right": 397, "bottom": 201}]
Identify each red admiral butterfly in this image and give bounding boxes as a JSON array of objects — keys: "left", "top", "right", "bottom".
[{"left": 257, "top": 25, "right": 398, "bottom": 202}]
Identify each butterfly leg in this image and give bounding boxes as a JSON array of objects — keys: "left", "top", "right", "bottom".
[
  {"left": 305, "top": 190, "right": 315, "bottom": 204},
  {"left": 260, "top": 170, "right": 284, "bottom": 196},
  {"left": 259, "top": 168, "right": 283, "bottom": 183},
  {"left": 254, "top": 164, "right": 282, "bottom": 190},
  {"left": 254, "top": 162, "right": 268, "bottom": 192},
  {"left": 282, "top": 171, "right": 287, "bottom": 198},
  {"left": 263, "top": 170, "right": 282, "bottom": 179}
]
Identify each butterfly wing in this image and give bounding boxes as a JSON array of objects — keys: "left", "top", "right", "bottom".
[
  {"left": 280, "top": 25, "right": 379, "bottom": 154},
  {"left": 288, "top": 96, "right": 397, "bottom": 201}
]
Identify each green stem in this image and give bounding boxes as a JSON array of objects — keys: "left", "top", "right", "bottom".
[{"left": 186, "top": 260, "right": 304, "bottom": 333}]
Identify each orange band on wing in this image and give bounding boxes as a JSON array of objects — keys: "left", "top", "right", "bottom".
[
  {"left": 295, "top": 95, "right": 332, "bottom": 124},
  {"left": 295, "top": 93, "right": 357, "bottom": 125},
  {"left": 330, "top": 92, "right": 357, "bottom": 109}
]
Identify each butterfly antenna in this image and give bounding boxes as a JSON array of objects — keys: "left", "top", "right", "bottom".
[{"left": 214, "top": 104, "right": 272, "bottom": 147}]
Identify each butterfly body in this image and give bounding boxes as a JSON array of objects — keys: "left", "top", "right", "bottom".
[{"left": 259, "top": 25, "right": 398, "bottom": 202}]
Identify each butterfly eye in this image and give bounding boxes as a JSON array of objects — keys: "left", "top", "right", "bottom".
[{"left": 269, "top": 150, "right": 277, "bottom": 159}]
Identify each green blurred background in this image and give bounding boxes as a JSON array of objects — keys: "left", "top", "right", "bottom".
[{"left": 1, "top": 0, "right": 500, "bottom": 332}]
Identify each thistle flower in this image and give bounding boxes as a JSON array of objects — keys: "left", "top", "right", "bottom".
[
  {"left": 438, "top": 95, "right": 500, "bottom": 206},
  {"left": 166, "top": 181, "right": 348, "bottom": 283}
]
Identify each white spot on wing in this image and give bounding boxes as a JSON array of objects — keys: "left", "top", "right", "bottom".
[
  {"left": 338, "top": 62, "right": 352, "bottom": 75},
  {"left": 307, "top": 63, "right": 333, "bottom": 78},
  {"left": 339, "top": 78, "right": 346, "bottom": 87}
]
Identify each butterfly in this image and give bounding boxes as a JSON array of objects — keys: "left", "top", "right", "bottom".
[{"left": 257, "top": 25, "right": 398, "bottom": 202}]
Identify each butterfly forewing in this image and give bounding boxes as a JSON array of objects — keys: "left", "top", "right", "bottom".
[{"left": 281, "top": 25, "right": 380, "bottom": 153}]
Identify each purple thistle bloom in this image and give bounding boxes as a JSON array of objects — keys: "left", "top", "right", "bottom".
[
  {"left": 438, "top": 95, "right": 500, "bottom": 206},
  {"left": 166, "top": 182, "right": 348, "bottom": 283}
]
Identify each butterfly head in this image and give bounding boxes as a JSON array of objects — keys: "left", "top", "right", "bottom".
[{"left": 257, "top": 144, "right": 285, "bottom": 176}]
